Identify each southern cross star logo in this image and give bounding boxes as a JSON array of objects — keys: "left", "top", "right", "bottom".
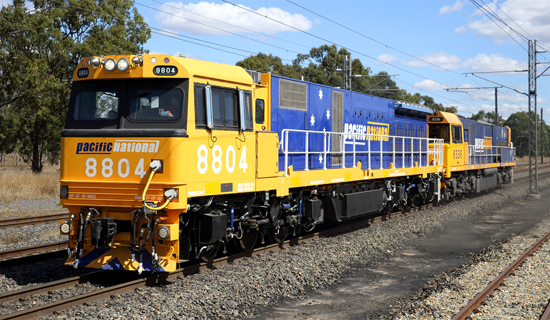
[
  {"left": 318, "top": 154, "right": 323, "bottom": 163},
  {"left": 310, "top": 115, "right": 315, "bottom": 126},
  {"left": 319, "top": 89, "right": 323, "bottom": 100},
  {"left": 326, "top": 110, "right": 330, "bottom": 120}
]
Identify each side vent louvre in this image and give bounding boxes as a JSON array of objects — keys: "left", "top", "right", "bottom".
[
  {"left": 332, "top": 90, "right": 344, "bottom": 166},
  {"left": 279, "top": 79, "right": 308, "bottom": 111},
  {"left": 245, "top": 69, "right": 262, "bottom": 84}
]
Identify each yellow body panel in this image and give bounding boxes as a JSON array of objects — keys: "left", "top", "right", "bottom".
[{"left": 256, "top": 132, "right": 279, "bottom": 178}]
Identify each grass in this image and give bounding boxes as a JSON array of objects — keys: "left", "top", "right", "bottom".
[
  {"left": 0, "top": 159, "right": 60, "bottom": 203},
  {"left": 0, "top": 154, "right": 61, "bottom": 220}
]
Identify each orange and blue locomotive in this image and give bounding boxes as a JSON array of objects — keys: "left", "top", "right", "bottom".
[{"left": 59, "top": 54, "right": 515, "bottom": 272}]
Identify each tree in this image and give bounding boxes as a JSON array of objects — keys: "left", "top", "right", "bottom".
[
  {"left": 471, "top": 110, "right": 505, "bottom": 125},
  {"left": 0, "top": 0, "right": 150, "bottom": 172}
]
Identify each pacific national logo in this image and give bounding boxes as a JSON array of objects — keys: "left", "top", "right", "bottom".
[
  {"left": 76, "top": 139, "right": 159, "bottom": 155},
  {"left": 344, "top": 121, "right": 389, "bottom": 142}
]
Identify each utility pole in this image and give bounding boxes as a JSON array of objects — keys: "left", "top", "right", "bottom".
[
  {"left": 528, "top": 39, "right": 538, "bottom": 194},
  {"left": 495, "top": 88, "right": 498, "bottom": 125},
  {"left": 542, "top": 108, "right": 544, "bottom": 164}
]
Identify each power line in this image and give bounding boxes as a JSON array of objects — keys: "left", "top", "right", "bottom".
[
  {"left": 149, "top": 27, "right": 259, "bottom": 56},
  {"left": 150, "top": 30, "right": 249, "bottom": 58},
  {"left": 48, "top": 0, "right": 281, "bottom": 61},
  {"left": 138, "top": 1, "right": 304, "bottom": 55},
  {"left": 478, "top": 0, "right": 529, "bottom": 42},
  {"left": 147, "top": 0, "right": 312, "bottom": 51},
  {"left": 220, "top": 0, "right": 461, "bottom": 91},
  {"left": 469, "top": 0, "right": 528, "bottom": 52},
  {"left": 285, "top": 0, "right": 461, "bottom": 75}
]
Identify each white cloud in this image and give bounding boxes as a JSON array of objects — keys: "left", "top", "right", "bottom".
[
  {"left": 377, "top": 53, "right": 398, "bottom": 64},
  {"left": 402, "top": 52, "right": 463, "bottom": 70},
  {"left": 462, "top": 53, "right": 526, "bottom": 71},
  {"left": 155, "top": 2, "right": 312, "bottom": 35},
  {"left": 466, "top": 0, "right": 550, "bottom": 44},
  {"left": 414, "top": 79, "right": 447, "bottom": 91},
  {"left": 454, "top": 26, "right": 468, "bottom": 34},
  {"left": 439, "top": 1, "right": 464, "bottom": 15}
]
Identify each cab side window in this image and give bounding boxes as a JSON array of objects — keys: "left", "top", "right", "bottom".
[
  {"left": 255, "top": 99, "right": 265, "bottom": 124},
  {"left": 452, "top": 125, "right": 463, "bottom": 144}
]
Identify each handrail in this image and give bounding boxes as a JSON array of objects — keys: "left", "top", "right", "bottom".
[
  {"left": 467, "top": 145, "right": 515, "bottom": 165},
  {"left": 280, "top": 129, "right": 444, "bottom": 176}
]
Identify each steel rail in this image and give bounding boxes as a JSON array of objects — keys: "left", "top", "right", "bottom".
[
  {"left": 0, "top": 242, "right": 68, "bottom": 260},
  {"left": 0, "top": 271, "right": 106, "bottom": 303},
  {"left": 541, "top": 301, "right": 550, "bottom": 320},
  {"left": 0, "top": 213, "right": 68, "bottom": 230},
  {"left": 451, "top": 230, "right": 550, "bottom": 320}
]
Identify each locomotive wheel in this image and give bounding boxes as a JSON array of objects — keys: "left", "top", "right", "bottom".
[
  {"left": 270, "top": 226, "right": 289, "bottom": 244},
  {"left": 200, "top": 242, "right": 220, "bottom": 262},
  {"left": 237, "top": 231, "right": 258, "bottom": 252}
]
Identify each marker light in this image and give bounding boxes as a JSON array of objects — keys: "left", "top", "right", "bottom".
[
  {"left": 158, "top": 226, "right": 170, "bottom": 240},
  {"left": 60, "top": 186, "right": 69, "bottom": 198},
  {"left": 117, "top": 58, "right": 129, "bottom": 71},
  {"left": 60, "top": 222, "right": 71, "bottom": 234},
  {"left": 104, "top": 58, "right": 116, "bottom": 72},
  {"left": 90, "top": 57, "right": 101, "bottom": 68},
  {"left": 132, "top": 56, "right": 141, "bottom": 66},
  {"left": 151, "top": 57, "right": 157, "bottom": 63}
]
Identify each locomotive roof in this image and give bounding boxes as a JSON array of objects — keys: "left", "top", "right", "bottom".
[{"left": 74, "top": 54, "right": 254, "bottom": 85}]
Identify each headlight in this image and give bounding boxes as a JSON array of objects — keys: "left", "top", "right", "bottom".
[
  {"left": 60, "top": 222, "right": 71, "bottom": 234},
  {"left": 60, "top": 186, "right": 69, "bottom": 198},
  {"left": 158, "top": 226, "right": 170, "bottom": 240},
  {"left": 90, "top": 57, "right": 101, "bottom": 68},
  {"left": 104, "top": 58, "right": 116, "bottom": 72},
  {"left": 117, "top": 58, "right": 129, "bottom": 72}
]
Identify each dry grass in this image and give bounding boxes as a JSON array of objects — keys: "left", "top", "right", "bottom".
[
  {"left": 0, "top": 208, "right": 65, "bottom": 220},
  {"left": 0, "top": 161, "right": 60, "bottom": 203}
]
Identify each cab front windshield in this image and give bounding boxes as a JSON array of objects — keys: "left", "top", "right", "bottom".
[
  {"left": 67, "top": 79, "right": 187, "bottom": 130},
  {"left": 129, "top": 90, "right": 183, "bottom": 121},
  {"left": 429, "top": 124, "right": 450, "bottom": 143}
]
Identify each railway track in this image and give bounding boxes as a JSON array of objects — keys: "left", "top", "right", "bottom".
[
  {"left": 1, "top": 172, "right": 550, "bottom": 319},
  {"left": 0, "top": 242, "right": 67, "bottom": 261},
  {"left": 451, "top": 229, "right": 550, "bottom": 320},
  {"left": 0, "top": 213, "right": 67, "bottom": 230},
  {"left": 0, "top": 201, "right": 418, "bottom": 320}
]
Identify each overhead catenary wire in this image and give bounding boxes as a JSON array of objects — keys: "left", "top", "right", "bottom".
[
  {"left": 469, "top": 0, "right": 528, "bottom": 53},
  {"left": 137, "top": 1, "right": 303, "bottom": 56},
  {"left": 220, "top": 0, "right": 460, "bottom": 92},
  {"left": 147, "top": 0, "right": 312, "bottom": 51},
  {"left": 47, "top": 0, "right": 284, "bottom": 60}
]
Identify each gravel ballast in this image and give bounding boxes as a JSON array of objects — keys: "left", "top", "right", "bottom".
[{"left": 0, "top": 171, "right": 549, "bottom": 319}]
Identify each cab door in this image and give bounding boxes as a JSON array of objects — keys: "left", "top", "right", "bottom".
[{"left": 450, "top": 125, "right": 465, "bottom": 167}]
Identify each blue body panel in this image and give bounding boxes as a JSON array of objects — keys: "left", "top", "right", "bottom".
[
  {"left": 272, "top": 75, "right": 430, "bottom": 172},
  {"left": 459, "top": 118, "right": 513, "bottom": 164}
]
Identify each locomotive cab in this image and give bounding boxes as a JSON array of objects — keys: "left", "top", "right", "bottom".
[{"left": 427, "top": 111, "right": 466, "bottom": 178}]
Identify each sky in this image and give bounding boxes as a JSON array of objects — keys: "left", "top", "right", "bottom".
[{"left": 4, "top": 0, "right": 550, "bottom": 124}]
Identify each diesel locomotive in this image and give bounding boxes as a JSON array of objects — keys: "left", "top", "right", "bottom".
[{"left": 59, "top": 54, "right": 515, "bottom": 272}]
